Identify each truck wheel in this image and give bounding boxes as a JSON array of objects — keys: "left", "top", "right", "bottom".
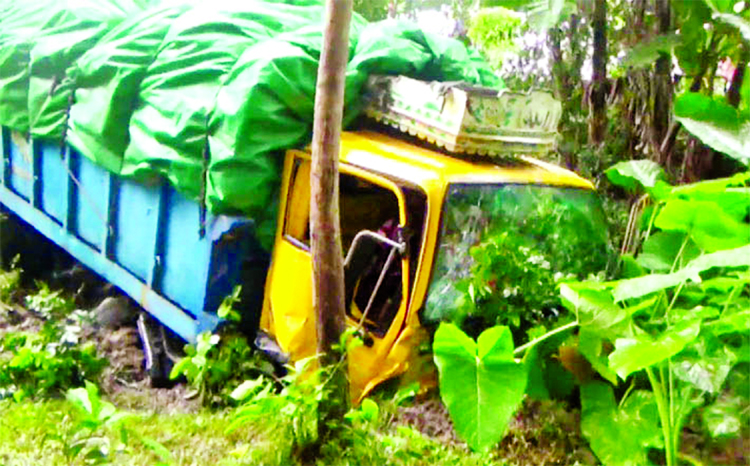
[{"left": 136, "top": 313, "right": 176, "bottom": 388}]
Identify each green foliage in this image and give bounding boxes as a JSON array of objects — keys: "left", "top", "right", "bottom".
[
  {"left": 605, "top": 159, "right": 668, "bottom": 192},
  {"left": 622, "top": 34, "right": 683, "bottom": 69},
  {"left": 227, "top": 359, "right": 325, "bottom": 464},
  {"left": 433, "top": 323, "right": 527, "bottom": 451},
  {"left": 170, "top": 330, "right": 270, "bottom": 407},
  {"left": 557, "top": 164, "right": 750, "bottom": 466},
  {"left": 427, "top": 184, "right": 613, "bottom": 337},
  {"left": 467, "top": 8, "right": 522, "bottom": 69},
  {"left": 217, "top": 285, "right": 242, "bottom": 322},
  {"left": 580, "top": 382, "right": 663, "bottom": 466},
  {"left": 484, "top": 0, "right": 576, "bottom": 32},
  {"left": 46, "top": 381, "right": 133, "bottom": 464},
  {"left": 25, "top": 280, "right": 76, "bottom": 319},
  {"left": 0, "top": 311, "right": 106, "bottom": 400},
  {"left": 674, "top": 92, "right": 750, "bottom": 167},
  {"left": 353, "top": 0, "right": 389, "bottom": 21},
  {"left": 43, "top": 381, "right": 173, "bottom": 465}
]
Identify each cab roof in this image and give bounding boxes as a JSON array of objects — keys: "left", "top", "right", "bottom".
[{"left": 338, "top": 131, "right": 594, "bottom": 191}]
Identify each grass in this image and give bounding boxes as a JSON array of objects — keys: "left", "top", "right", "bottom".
[
  {"left": 0, "top": 396, "right": 506, "bottom": 466},
  {"left": 0, "top": 399, "right": 258, "bottom": 466}
]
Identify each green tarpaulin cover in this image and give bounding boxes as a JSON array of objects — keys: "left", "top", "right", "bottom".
[{"left": 0, "top": 0, "right": 502, "bottom": 246}]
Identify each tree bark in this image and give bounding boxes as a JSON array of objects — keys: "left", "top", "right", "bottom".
[
  {"left": 310, "top": 0, "right": 352, "bottom": 424},
  {"left": 727, "top": 51, "right": 747, "bottom": 108},
  {"left": 588, "top": 0, "right": 607, "bottom": 145},
  {"left": 652, "top": 0, "right": 671, "bottom": 163}
]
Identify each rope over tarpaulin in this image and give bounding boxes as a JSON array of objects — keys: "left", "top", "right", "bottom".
[{"left": 0, "top": 0, "right": 504, "bottom": 248}]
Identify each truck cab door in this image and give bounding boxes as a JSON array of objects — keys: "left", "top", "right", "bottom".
[{"left": 261, "top": 150, "right": 412, "bottom": 400}]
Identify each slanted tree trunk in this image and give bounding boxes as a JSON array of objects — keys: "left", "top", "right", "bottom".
[
  {"left": 588, "top": 0, "right": 607, "bottom": 145},
  {"left": 310, "top": 0, "right": 352, "bottom": 425}
]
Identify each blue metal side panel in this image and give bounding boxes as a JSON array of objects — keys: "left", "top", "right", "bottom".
[
  {"left": 204, "top": 219, "right": 255, "bottom": 314},
  {"left": 38, "top": 143, "right": 67, "bottom": 225},
  {"left": 8, "top": 134, "right": 32, "bottom": 201},
  {"left": 72, "top": 150, "right": 109, "bottom": 250},
  {"left": 0, "top": 128, "right": 276, "bottom": 344},
  {"left": 160, "top": 188, "right": 211, "bottom": 317},
  {"left": 113, "top": 178, "right": 160, "bottom": 282}
]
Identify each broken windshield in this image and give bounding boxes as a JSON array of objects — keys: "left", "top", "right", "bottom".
[{"left": 423, "top": 183, "right": 614, "bottom": 333}]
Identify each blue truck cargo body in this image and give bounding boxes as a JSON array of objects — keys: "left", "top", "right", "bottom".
[{"left": 0, "top": 126, "right": 266, "bottom": 343}]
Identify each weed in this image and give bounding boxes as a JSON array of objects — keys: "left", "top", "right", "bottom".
[
  {"left": 0, "top": 313, "right": 106, "bottom": 400},
  {"left": 170, "top": 330, "right": 273, "bottom": 407},
  {"left": 24, "top": 281, "right": 75, "bottom": 319},
  {"left": 44, "top": 381, "right": 132, "bottom": 464}
]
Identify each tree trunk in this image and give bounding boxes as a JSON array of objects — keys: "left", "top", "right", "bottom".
[
  {"left": 310, "top": 0, "right": 352, "bottom": 425},
  {"left": 727, "top": 50, "right": 748, "bottom": 108},
  {"left": 652, "top": 0, "right": 671, "bottom": 163},
  {"left": 588, "top": 0, "right": 607, "bottom": 145}
]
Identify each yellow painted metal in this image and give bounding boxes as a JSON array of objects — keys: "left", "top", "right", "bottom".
[{"left": 260, "top": 130, "right": 596, "bottom": 402}]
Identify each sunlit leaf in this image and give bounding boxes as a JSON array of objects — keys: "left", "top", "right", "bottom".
[
  {"left": 706, "top": 309, "right": 750, "bottom": 335},
  {"left": 655, "top": 199, "right": 750, "bottom": 252},
  {"left": 433, "top": 323, "right": 527, "bottom": 451},
  {"left": 673, "top": 337, "right": 737, "bottom": 393},
  {"left": 605, "top": 160, "right": 667, "bottom": 193},
  {"left": 560, "top": 283, "right": 634, "bottom": 338},
  {"left": 674, "top": 93, "right": 750, "bottom": 166},
  {"left": 581, "top": 382, "right": 662, "bottom": 466},
  {"left": 230, "top": 378, "right": 266, "bottom": 402},
  {"left": 609, "top": 320, "right": 702, "bottom": 379},
  {"left": 613, "top": 245, "right": 750, "bottom": 302}
]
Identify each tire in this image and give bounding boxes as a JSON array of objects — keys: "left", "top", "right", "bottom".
[{"left": 136, "top": 313, "right": 176, "bottom": 388}]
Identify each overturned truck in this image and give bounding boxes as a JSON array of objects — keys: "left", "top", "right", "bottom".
[{"left": 0, "top": 0, "right": 612, "bottom": 400}]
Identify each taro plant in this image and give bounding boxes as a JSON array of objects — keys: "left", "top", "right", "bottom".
[
  {"left": 433, "top": 162, "right": 748, "bottom": 462},
  {"left": 560, "top": 161, "right": 750, "bottom": 466}
]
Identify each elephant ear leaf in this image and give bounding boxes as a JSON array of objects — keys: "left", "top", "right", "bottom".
[
  {"left": 581, "top": 382, "right": 663, "bottom": 466},
  {"left": 433, "top": 323, "right": 528, "bottom": 452}
]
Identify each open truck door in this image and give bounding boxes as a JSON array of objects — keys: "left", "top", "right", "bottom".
[{"left": 261, "top": 149, "right": 417, "bottom": 401}]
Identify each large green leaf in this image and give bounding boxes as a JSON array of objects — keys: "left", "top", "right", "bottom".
[
  {"left": 578, "top": 328, "right": 618, "bottom": 385},
  {"left": 560, "top": 283, "right": 635, "bottom": 338},
  {"left": 673, "top": 337, "right": 737, "bottom": 394},
  {"left": 581, "top": 382, "right": 663, "bottom": 466},
  {"left": 605, "top": 159, "right": 667, "bottom": 193},
  {"left": 706, "top": 309, "right": 750, "bottom": 335},
  {"left": 433, "top": 323, "right": 528, "bottom": 451},
  {"left": 636, "top": 231, "right": 699, "bottom": 272},
  {"left": 654, "top": 199, "right": 750, "bottom": 252},
  {"left": 608, "top": 320, "right": 702, "bottom": 379},
  {"left": 674, "top": 93, "right": 750, "bottom": 166},
  {"left": 613, "top": 245, "right": 750, "bottom": 302}
]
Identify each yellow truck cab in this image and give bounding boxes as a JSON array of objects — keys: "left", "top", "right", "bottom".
[{"left": 261, "top": 122, "right": 604, "bottom": 401}]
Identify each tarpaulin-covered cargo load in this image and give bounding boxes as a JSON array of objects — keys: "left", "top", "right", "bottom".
[{"left": 0, "top": 0, "right": 503, "bottom": 246}]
